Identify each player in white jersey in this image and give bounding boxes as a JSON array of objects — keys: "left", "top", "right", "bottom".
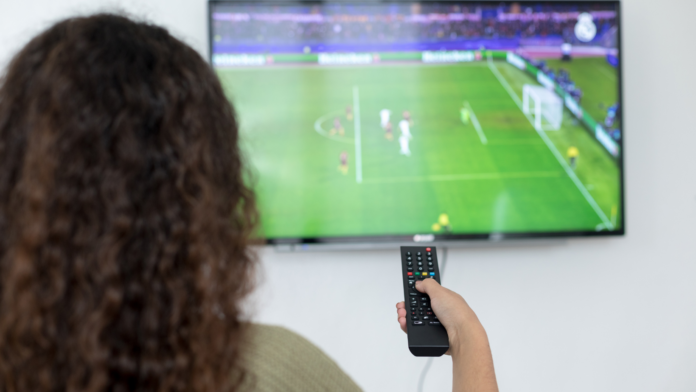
[
  {"left": 399, "top": 119, "right": 412, "bottom": 140},
  {"left": 399, "top": 134, "right": 411, "bottom": 156},
  {"left": 380, "top": 109, "right": 391, "bottom": 129}
]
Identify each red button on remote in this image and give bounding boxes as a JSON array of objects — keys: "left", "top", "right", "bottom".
[
  {"left": 407, "top": 272, "right": 413, "bottom": 276},
  {"left": 426, "top": 247, "right": 431, "bottom": 252}
]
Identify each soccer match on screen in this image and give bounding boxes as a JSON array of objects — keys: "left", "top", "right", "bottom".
[{"left": 211, "top": 2, "right": 623, "bottom": 240}]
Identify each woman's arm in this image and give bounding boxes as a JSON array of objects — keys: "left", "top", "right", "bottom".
[{"left": 396, "top": 279, "right": 499, "bottom": 392}]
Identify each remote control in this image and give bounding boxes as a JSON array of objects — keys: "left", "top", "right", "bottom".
[{"left": 400, "top": 246, "right": 449, "bottom": 357}]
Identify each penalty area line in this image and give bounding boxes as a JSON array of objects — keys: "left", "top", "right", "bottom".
[
  {"left": 353, "top": 86, "right": 363, "bottom": 184},
  {"left": 486, "top": 54, "right": 614, "bottom": 230},
  {"left": 464, "top": 101, "right": 487, "bottom": 145}
]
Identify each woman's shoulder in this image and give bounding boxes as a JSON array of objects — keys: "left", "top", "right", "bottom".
[{"left": 236, "top": 323, "right": 362, "bottom": 392}]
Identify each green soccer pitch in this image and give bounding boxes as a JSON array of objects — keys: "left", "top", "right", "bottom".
[{"left": 216, "top": 57, "right": 622, "bottom": 239}]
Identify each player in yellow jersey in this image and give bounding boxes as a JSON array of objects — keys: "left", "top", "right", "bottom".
[
  {"left": 329, "top": 117, "right": 345, "bottom": 136},
  {"left": 385, "top": 121, "right": 394, "bottom": 141},
  {"left": 431, "top": 213, "right": 452, "bottom": 233},
  {"left": 567, "top": 146, "right": 579, "bottom": 169},
  {"left": 345, "top": 105, "right": 353, "bottom": 121},
  {"left": 338, "top": 151, "right": 348, "bottom": 175}
]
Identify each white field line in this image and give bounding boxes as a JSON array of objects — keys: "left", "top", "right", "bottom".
[
  {"left": 313, "top": 111, "right": 354, "bottom": 145},
  {"left": 486, "top": 54, "right": 614, "bottom": 230},
  {"left": 353, "top": 86, "right": 363, "bottom": 184},
  {"left": 362, "top": 171, "right": 562, "bottom": 184},
  {"left": 464, "top": 101, "right": 488, "bottom": 145}
]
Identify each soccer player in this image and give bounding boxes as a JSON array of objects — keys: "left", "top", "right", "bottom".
[
  {"left": 330, "top": 117, "right": 345, "bottom": 136},
  {"left": 338, "top": 151, "right": 348, "bottom": 175},
  {"left": 346, "top": 105, "right": 353, "bottom": 121},
  {"left": 380, "top": 109, "right": 391, "bottom": 129},
  {"left": 567, "top": 146, "right": 579, "bottom": 169},
  {"left": 385, "top": 121, "right": 394, "bottom": 141},
  {"left": 403, "top": 110, "right": 413, "bottom": 126},
  {"left": 399, "top": 134, "right": 411, "bottom": 156},
  {"left": 399, "top": 118, "right": 412, "bottom": 140},
  {"left": 460, "top": 105, "right": 470, "bottom": 125},
  {"left": 431, "top": 213, "right": 451, "bottom": 232}
]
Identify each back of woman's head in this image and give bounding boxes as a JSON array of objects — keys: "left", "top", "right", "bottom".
[{"left": 0, "top": 14, "right": 256, "bottom": 392}]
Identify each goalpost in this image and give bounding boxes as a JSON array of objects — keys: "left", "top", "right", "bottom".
[{"left": 523, "top": 84, "right": 563, "bottom": 131}]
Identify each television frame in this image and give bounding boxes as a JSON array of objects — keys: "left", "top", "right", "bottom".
[{"left": 207, "top": 0, "right": 625, "bottom": 247}]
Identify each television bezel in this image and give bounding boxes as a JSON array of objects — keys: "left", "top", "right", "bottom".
[{"left": 207, "top": 0, "right": 625, "bottom": 246}]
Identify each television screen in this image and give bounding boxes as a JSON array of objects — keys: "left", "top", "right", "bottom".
[{"left": 209, "top": 1, "right": 624, "bottom": 244}]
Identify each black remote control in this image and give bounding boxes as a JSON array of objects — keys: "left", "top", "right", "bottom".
[{"left": 400, "top": 246, "right": 449, "bottom": 357}]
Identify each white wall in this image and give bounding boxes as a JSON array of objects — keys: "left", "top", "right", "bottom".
[{"left": 1, "top": 1, "right": 695, "bottom": 391}]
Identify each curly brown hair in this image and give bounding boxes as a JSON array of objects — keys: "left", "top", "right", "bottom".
[{"left": 0, "top": 14, "right": 258, "bottom": 392}]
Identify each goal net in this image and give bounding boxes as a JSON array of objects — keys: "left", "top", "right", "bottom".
[{"left": 522, "top": 84, "right": 563, "bottom": 131}]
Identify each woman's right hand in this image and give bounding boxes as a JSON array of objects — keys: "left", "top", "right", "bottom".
[
  {"left": 396, "top": 278, "right": 484, "bottom": 355},
  {"left": 396, "top": 279, "right": 499, "bottom": 391}
]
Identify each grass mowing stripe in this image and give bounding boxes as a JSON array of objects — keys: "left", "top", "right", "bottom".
[
  {"left": 486, "top": 55, "right": 614, "bottom": 229},
  {"left": 353, "top": 85, "right": 363, "bottom": 184},
  {"left": 362, "top": 171, "right": 563, "bottom": 184},
  {"left": 464, "top": 101, "right": 487, "bottom": 145}
]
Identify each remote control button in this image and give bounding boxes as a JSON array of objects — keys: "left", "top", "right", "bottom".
[
  {"left": 412, "top": 315, "right": 419, "bottom": 320},
  {"left": 417, "top": 262, "right": 422, "bottom": 266},
  {"left": 417, "top": 252, "right": 421, "bottom": 256},
  {"left": 427, "top": 257, "right": 432, "bottom": 261},
  {"left": 428, "top": 262, "right": 433, "bottom": 266},
  {"left": 413, "top": 321, "right": 424, "bottom": 326},
  {"left": 408, "top": 279, "right": 414, "bottom": 285},
  {"left": 423, "top": 316, "right": 430, "bottom": 320},
  {"left": 426, "top": 247, "right": 431, "bottom": 252},
  {"left": 429, "top": 271, "right": 435, "bottom": 275},
  {"left": 417, "top": 267, "right": 423, "bottom": 271},
  {"left": 426, "top": 312, "right": 433, "bottom": 315},
  {"left": 407, "top": 272, "right": 413, "bottom": 276},
  {"left": 428, "top": 321, "right": 441, "bottom": 325},
  {"left": 420, "top": 297, "right": 427, "bottom": 301},
  {"left": 407, "top": 257, "right": 412, "bottom": 261},
  {"left": 407, "top": 267, "right": 413, "bottom": 271},
  {"left": 409, "top": 292, "right": 417, "bottom": 296},
  {"left": 421, "top": 272, "right": 428, "bottom": 276}
]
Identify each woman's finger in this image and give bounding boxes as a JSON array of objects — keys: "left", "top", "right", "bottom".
[{"left": 397, "top": 308, "right": 406, "bottom": 319}]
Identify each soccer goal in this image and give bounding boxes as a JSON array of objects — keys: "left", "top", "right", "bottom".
[{"left": 522, "top": 84, "right": 563, "bottom": 131}]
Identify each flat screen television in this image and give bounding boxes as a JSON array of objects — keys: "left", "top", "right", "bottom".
[{"left": 208, "top": 0, "right": 624, "bottom": 246}]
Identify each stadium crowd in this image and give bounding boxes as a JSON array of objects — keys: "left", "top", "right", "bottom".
[{"left": 213, "top": 4, "right": 617, "bottom": 45}]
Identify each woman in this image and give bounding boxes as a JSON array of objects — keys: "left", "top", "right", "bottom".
[{"left": 0, "top": 14, "right": 497, "bottom": 392}]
